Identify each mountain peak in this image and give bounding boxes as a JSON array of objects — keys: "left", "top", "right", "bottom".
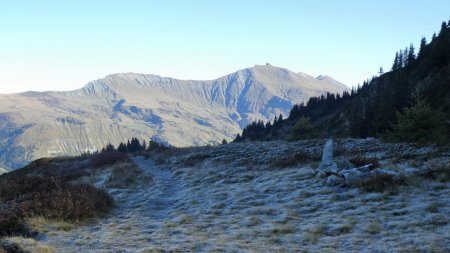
[{"left": 0, "top": 65, "right": 349, "bottom": 170}]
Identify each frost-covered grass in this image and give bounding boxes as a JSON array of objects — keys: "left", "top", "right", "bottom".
[{"left": 37, "top": 140, "right": 450, "bottom": 252}]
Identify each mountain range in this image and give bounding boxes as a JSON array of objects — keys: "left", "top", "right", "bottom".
[{"left": 0, "top": 64, "right": 348, "bottom": 170}]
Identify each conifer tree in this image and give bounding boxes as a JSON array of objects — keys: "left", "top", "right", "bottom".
[
  {"left": 117, "top": 142, "right": 127, "bottom": 152},
  {"left": 398, "top": 50, "right": 404, "bottom": 67},
  {"left": 392, "top": 52, "right": 399, "bottom": 70},
  {"left": 235, "top": 133, "right": 242, "bottom": 142},
  {"left": 418, "top": 37, "right": 427, "bottom": 59},
  {"left": 403, "top": 47, "right": 409, "bottom": 66},
  {"left": 141, "top": 140, "right": 147, "bottom": 151},
  {"left": 407, "top": 44, "right": 416, "bottom": 66},
  {"left": 104, "top": 143, "right": 115, "bottom": 152},
  {"left": 439, "top": 21, "right": 447, "bottom": 37}
]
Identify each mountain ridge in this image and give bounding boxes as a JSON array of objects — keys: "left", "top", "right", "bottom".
[{"left": 0, "top": 64, "right": 348, "bottom": 170}]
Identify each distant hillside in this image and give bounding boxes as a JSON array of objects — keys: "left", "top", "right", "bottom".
[
  {"left": 236, "top": 21, "right": 450, "bottom": 144},
  {"left": 0, "top": 64, "right": 348, "bottom": 170}
]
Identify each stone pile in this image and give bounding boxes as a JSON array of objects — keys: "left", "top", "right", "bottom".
[{"left": 315, "top": 139, "right": 402, "bottom": 187}]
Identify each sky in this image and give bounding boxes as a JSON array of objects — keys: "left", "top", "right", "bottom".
[{"left": 0, "top": 0, "right": 449, "bottom": 93}]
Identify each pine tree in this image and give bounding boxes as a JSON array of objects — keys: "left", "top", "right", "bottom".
[
  {"left": 439, "top": 21, "right": 447, "bottom": 37},
  {"left": 407, "top": 44, "right": 416, "bottom": 66},
  {"left": 278, "top": 114, "right": 283, "bottom": 123},
  {"left": 403, "top": 47, "right": 409, "bottom": 66},
  {"left": 234, "top": 134, "right": 242, "bottom": 142},
  {"left": 141, "top": 140, "right": 147, "bottom": 151},
  {"left": 389, "top": 96, "right": 448, "bottom": 145},
  {"left": 418, "top": 37, "right": 427, "bottom": 59},
  {"left": 392, "top": 52, "right": 399, "bottom": 70},
  {"left": 117, "top": 142, "right": 127, "bottom": 152},
  {"left": 104, "top": 143, "right": 115, "bottom": 152},
  {"left": 287, "top": 116, "right": 316, "bottom": 141},
  {"left": 398, "top": 50, "right": 404, "bottom": 67}
]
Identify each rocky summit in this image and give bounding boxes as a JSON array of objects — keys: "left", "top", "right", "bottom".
[{"left": 0, "top": 64, "right": 348, "bottom": 170}]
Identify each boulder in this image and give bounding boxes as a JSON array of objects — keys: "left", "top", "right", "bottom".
[
  {"left": 341, "top": 168, "right": 401, "bottom": 187},
  {"left": 315, "top": 171, "right": 328, "bottom": 180},
  {"left": 355, "top": 164, "right": 374, "bottom": 172},
  {"left": 325, "top": 175, "right": 344, "bottom": 186},
  {"left": 340, "top": 168, "right": 366, "bottom": 186},
  {"left": 318, "top": 163, "right": 339, "bottom": 173}
]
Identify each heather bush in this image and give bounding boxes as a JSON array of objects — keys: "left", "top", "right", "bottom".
[
  {"left": 90, "top": 151, "right": 128, "bottom": 168},
  {"left": 0, "top": 176, "right": 113, "bottom": 237}
]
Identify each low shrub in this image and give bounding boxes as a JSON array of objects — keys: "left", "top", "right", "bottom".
[
  {"left": 0, "top": 176, "right": 113, "bottom": 237},
  {"left": 182, "top": 154, "right": 211, "bottom": 167},
  {"left": 90, "top": 151, "right": 128, "bottom": 168},
  {"left": 106, "top": 162, "right": 143, "bottom": 189},
  {"left": 0, "top": 210, "right": 29, "bottom": 237}
]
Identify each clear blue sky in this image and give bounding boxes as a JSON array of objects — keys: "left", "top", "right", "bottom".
[{"left": 0, "top": 0, "right": 449, "bottom": 93}]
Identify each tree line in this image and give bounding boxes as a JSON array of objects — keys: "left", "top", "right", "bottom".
[
  {"left": 234, "top": 20, "right": 450, "bottom": 145},
  {"left": 101, "top": 137, "right": 163, "bottom": 153}
]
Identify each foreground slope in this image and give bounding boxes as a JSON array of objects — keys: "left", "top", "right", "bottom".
[
  {"left": 0, "top": 64, "right": 348, "bottom": 170},
  {"left": 3, "top": 139, "right": 446, "bottom": 252}
]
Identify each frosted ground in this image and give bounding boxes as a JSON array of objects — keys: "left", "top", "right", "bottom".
[{"left": 42, "top": 139, "right": 449, "bottom": 252}]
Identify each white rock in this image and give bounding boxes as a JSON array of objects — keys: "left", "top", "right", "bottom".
[
  {"left": 321, "top": 139, "right": 334, "bottom": 166},
  {"left": 317, "top": 139, "right": 339, "bottom": 173}
]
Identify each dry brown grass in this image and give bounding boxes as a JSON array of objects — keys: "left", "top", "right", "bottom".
[
  {"left": 271, "top": 152, "right": 320, "bottom": 168},
  {"left": 304, "top": 223, "right": 327, "bottom": 244},
  {"left": 1, "top": 237, "right": 55, "bottom": 253},
  {"left": 365, "top": 220, "right": 382, "bottom": 234},
  {"left": 349, "top": 155, "right": 380, "bottom": 168}
]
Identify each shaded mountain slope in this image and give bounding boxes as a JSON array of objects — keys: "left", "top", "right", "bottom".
[{"left": 236, "top": 21, "right": 450, "bottom": 143}]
